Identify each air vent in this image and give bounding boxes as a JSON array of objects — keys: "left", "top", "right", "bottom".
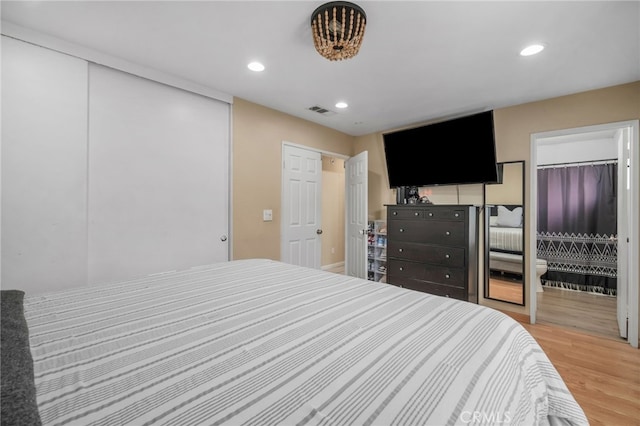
[{"left": 308, "top": 105, "right": 336, "bottom": 116}]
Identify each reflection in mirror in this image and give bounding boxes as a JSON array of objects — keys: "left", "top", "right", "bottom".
[{"left": 485, "top": 161, "right": 525, "bottom": 305}]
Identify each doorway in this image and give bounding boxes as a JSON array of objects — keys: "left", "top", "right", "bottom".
[
  {"left": 529, "top": 120, "right": 639, "bottom": 348},
  {"left": 281, "top": 143, "right": 368, "bottom": 277}
]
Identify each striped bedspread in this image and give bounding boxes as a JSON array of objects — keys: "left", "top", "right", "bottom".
[
  {"left": 490, "top": 226, "right": 524, "bottom": 254},
  {"left": 24, "top": 259, "right": 587, "bottom": 425}
]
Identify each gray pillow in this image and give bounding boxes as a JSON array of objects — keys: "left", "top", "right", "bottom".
[
  {"left": 1, "top": 290, "right": 42, "bottom": 426},
  {"left": 496, "top": 205, "right": 523, "bottom": 228}
]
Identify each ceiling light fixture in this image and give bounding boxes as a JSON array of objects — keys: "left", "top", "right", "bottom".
[
  {"left": 520, "top": 44, "right": 545, "bottom": 56},
  {"left": 247, "top": 62, "right": 265, "bottom": 72},
  {"left": 335, "top": 101, "right": 348, "bottom": 109},
  {"left": 310, "top": 1, "right": 367, "bottom": 61}
]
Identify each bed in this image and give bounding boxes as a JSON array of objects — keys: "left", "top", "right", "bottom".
[
  {"left": 489, "top": 205, "right": 524, "bottom": 255},
  {"left": 2, "top": 259, "right": 587, "bottom": 425},
  {"left": 489, "top": 205, "right": 525, "bottom": 275},
  {"left": 488, "top": 205, "right": 549, "bottom": 291}
]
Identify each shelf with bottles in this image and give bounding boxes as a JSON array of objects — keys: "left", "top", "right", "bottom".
[{"left": 367, "top": 220, "right": 387, "bottom": 283}]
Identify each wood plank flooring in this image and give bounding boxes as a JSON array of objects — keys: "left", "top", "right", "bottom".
[
  {"left": 504, "top": 312, "right": 640, "bottom": 426},
  {"left": 488, "top": 277, "right": 524, "bottom": 304},
  {"left": 537, "top": 285, "right": 619, "bottom": 340}
]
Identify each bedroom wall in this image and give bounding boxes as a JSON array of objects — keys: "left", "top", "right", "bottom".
[
  {"left": 232, "top": 98, "right": 354, "bottom": 261},
  {"left": 485, "top": 164, "right": 522, "bottom": 205},
  {"left": 232, "top": 81, "right": 638, "bottom": 322},
  {"left": 491, "top": 81, "right": 640, "bottom": 319},
  {"left": 353, "top": 81, "right": 640, "bottom": 317}
]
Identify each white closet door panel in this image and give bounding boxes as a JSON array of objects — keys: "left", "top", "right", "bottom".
[
  {"left": 88, "top": 65, "right": 229, "bottom": 285},
  {"left": 1, "top": 36, "right": 88, "bottom": 294}
]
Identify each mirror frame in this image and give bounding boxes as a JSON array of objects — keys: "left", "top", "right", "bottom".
[{"left": 484, "top": 160, "right": 526, "bottom": 306}]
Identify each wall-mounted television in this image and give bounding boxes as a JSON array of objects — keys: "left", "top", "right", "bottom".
[{"left": 383, "top": 110, "right": 498, "bottom": 188}]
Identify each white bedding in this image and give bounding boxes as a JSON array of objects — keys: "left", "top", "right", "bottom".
[
  {"left": 24, "top": 259, "right": 587, "bottom": 425},
  {"left": 490, "top": 225, "right": 524, "bottom": 254}
]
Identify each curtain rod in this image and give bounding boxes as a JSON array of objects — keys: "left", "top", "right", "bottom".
[{"left": 537, "top": 158, "right": 618, "bottom": 169}]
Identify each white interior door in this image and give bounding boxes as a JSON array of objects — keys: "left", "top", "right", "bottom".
[
  {"left": 617, "top": 127, "right": 630, "bottom": 338},
  {"left": 345, "top": 151, "right": 368, "bottom": 278},
  {"left": 282, "top": 145, "right": 322, "bottom": 268}
]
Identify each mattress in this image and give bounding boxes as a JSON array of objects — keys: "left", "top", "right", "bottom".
[
  {"left": 22, "top": 259, "right": 587, "bottom": 425},
  {"left": 490, "top": 225, "right": 524, "bottom": 254}
]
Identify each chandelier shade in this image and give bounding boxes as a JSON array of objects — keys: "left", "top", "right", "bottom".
[{"left": 310, "top": 1, "right": 367, "bottom": 61}]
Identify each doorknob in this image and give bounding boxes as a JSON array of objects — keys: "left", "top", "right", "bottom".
[
  {"left": 316, "top": 229, "right": 323, "bottom": 235},
  {"left": 220, "top": 235, "right": 228, "bottom": 242}
]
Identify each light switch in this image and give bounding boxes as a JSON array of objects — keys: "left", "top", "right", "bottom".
[{"left": 263, "top": 209, "right": 273, "bottom": 221}]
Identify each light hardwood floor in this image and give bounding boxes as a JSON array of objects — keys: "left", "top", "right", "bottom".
[
  {"left": 537, "top": 285, "right": 619, "bottom": 340},
  {"left": 489, "top": 279, "right": 620, "bottom": 341},
  {"left": 504, "top": 311, "right": 640, "bottom": 426},
  {"left": 488, "top": 277, "right": 524, "bottom": 304}
]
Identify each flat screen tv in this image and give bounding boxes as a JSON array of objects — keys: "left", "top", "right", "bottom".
[{"left": 383, "top": 110, "right": 498, "bottom": 188}]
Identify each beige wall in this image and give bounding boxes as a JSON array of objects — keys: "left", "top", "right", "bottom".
[
  {"left": 354, "top": 81, "right": 640, "bottom": 316},
  {"left": 488, "top": 81, "right": 640, "bottom": 317},
  {"left": 485, "top": 162, "right": 523, "bottom": 206},
  {"left": 233, "top": 82, "right": 639, "bottom": 322},
  {"left": 232, "top": 98, "right": 353, "bottom": 261},
  {"left": 321, "top": 156, "right": 345, "bottom": 267}
]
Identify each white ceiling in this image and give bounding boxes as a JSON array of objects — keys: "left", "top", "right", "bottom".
[{"left": 2, "top": 1, "right": 639, "bottom": 137}]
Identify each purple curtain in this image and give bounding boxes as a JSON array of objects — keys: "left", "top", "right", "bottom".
[{"left": 536, "top": 163, "right": 617, "bottom": 295}]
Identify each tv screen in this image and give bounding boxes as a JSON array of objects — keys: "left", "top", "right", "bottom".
[{"left": 383, "top": 110, "right": 498, "bottom": 188}]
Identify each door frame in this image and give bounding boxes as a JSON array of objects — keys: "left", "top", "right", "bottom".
[
  {"left": 280, "top": 141, "right": 350, "bottom": 268},
  {"left": 529, "top": 120, "right": 639, "bottom": 348}
]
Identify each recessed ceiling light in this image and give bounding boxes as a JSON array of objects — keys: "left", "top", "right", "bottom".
[
  {"left": 247, "top": 62, "right": 265, "bottom": 72},
  {"left": 335, "top": 102, "right": 348, "bottom": 109},
  {"left": 520, "top": 44, "right": 545, "bottom": 56}
]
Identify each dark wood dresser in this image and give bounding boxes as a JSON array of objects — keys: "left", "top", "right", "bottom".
[{"left": 386, "top": 204, "right": 478, "bottom": 303}]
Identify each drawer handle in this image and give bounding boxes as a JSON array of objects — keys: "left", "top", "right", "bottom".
[
  {"left": 398, "top": 248, "right": 403, "bottom": 252},
  {"left": 414, "top": 212, "right": 419, "bottom": 216},
  {"left": 393, "top": 211, "right": 398, "bottom": 216},
  {"left": 445, "top": 254, "right": 450, "bottom": 259},
  {"left": 400, "top": 228, "right": 404, "bottom": 232},
  {"left": 445, "top": 274, "right": 450, "bottom": 279},
  {"left": 445, "top": 231, "right": 451, "bottom": 236},
  {"left": 399, "top": 267, "right": 404, "bottom": 271},
  {"left": 428, "top": 212, "right": 433, "bottom": 217},
  {"left": 454, "top": 213, "right": 460, "bottom": 217}
]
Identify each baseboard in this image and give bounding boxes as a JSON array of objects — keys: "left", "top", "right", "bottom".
[{"left": 322, "top": 261, "right": 345, "bottom": 271}]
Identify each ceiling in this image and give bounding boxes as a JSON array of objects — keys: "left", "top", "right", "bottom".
[{"left": 1, "top": 1, "right": 639, "bottom": 137}]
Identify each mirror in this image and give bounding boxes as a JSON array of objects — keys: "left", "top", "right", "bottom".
[{"left": 484, "top": 161, "right": 525, "bottom": 305}]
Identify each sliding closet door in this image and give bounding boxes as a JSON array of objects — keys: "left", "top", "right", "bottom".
[
  {"left": 88, "top": 65, "right": 229, "bottom": 284},
  {"left": 1, "top": 37, "right": 88, "bottom": 294}
]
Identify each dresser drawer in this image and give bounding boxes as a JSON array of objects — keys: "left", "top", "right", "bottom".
[
  {"left": 387, "top": 241, "right": 465, "bottom": 267},
  {"left": 387, "top": 259, "right": 465, "bottom": 287},
  {"left": 422, "top": 208, "right": 466, "bottom": 221},
  {"left": 388, "top": 220, "right": 466, "bottom": 246},
  {"left": 388, "top": 208, "right": 424, "bottom": 220},
  {"left": 391, "top": 278, "right": 467, "bottom": 300},
  {"left": 388, "top": 207, "right": 467, "bottom": 221}
]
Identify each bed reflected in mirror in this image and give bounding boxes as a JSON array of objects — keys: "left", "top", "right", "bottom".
[{"left": 485, "top": 161, "right": 525, "bottom": 305}]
